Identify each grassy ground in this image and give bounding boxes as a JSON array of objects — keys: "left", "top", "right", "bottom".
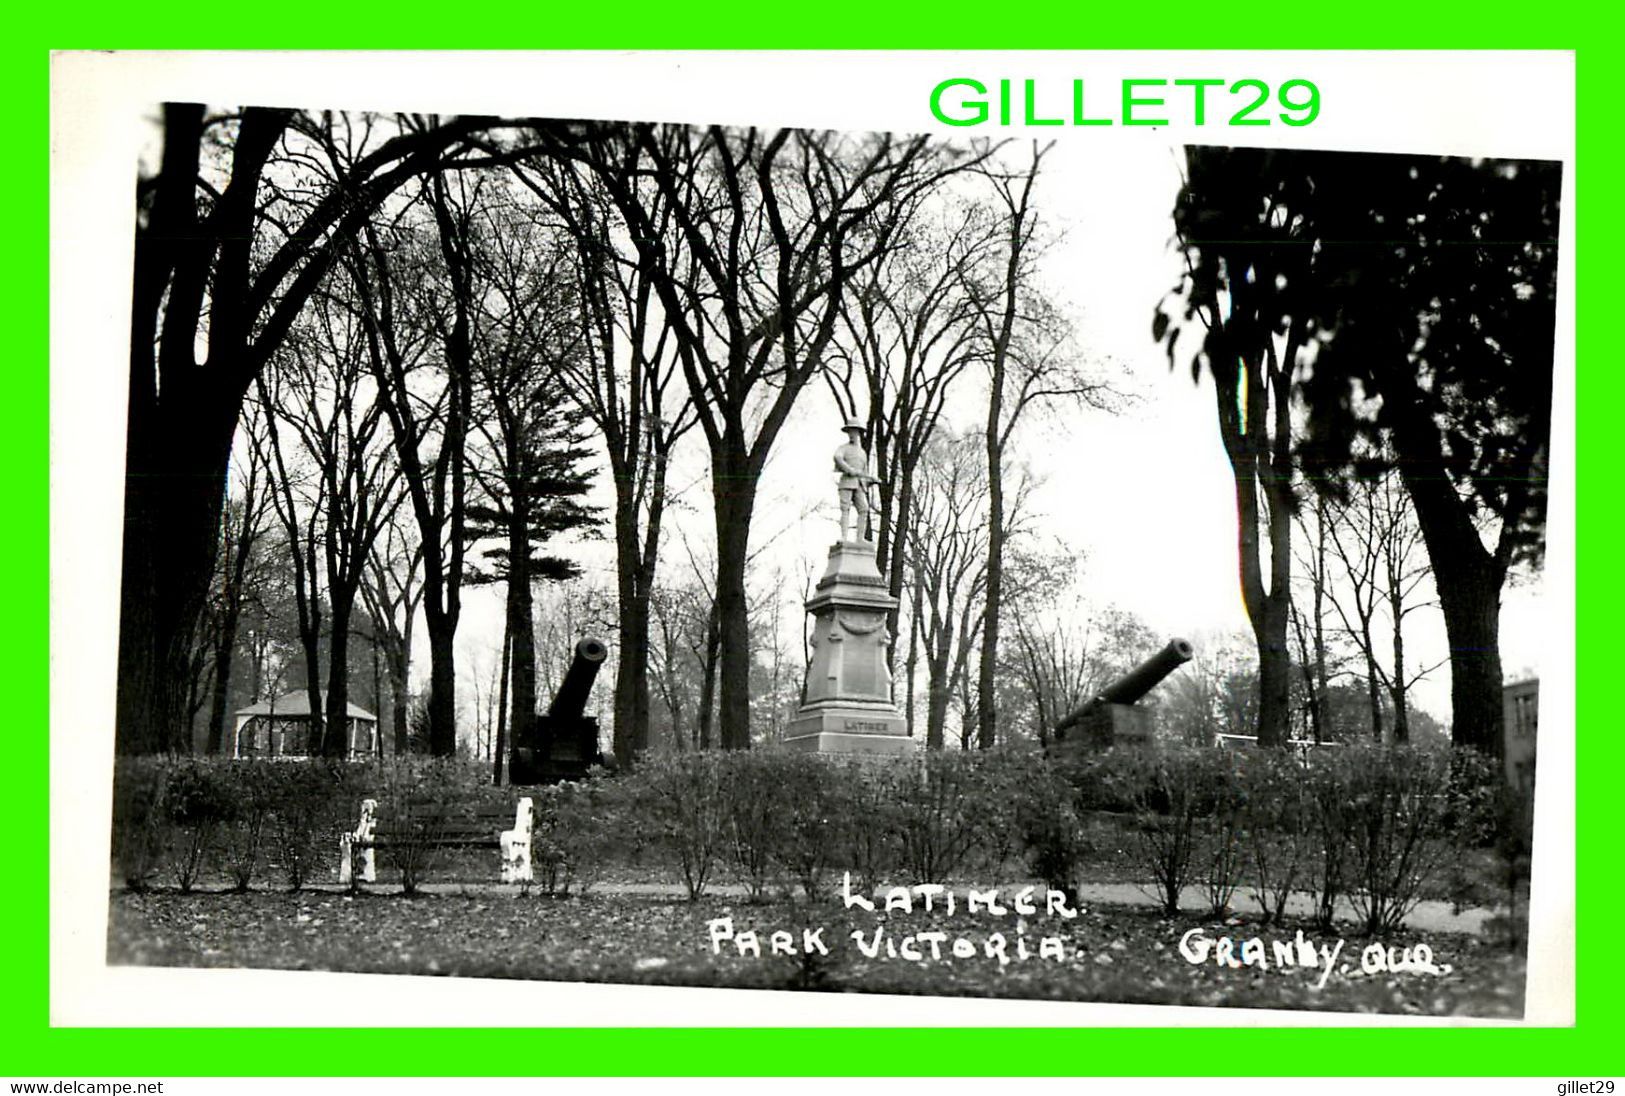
[{"left": 106, "top": 887, "right": 1526, "bottom": 1018}]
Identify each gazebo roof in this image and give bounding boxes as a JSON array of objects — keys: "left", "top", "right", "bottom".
[{"left": 235, "top": 692, "right": 377, "bottom": 721}]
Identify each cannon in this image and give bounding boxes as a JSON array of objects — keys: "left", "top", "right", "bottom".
[
  {"left": 1053, "top": 638, "right": 1194, "bottom": 750},
  {"left": 508, "top": 637, "right": 608, "bottom": 784}
]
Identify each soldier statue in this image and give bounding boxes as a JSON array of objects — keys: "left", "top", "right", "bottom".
[{"left": 833, "top": 418, "right": 878, "bottom": 542}]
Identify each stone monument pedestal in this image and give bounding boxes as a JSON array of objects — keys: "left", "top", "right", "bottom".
[{"left": 780, "top": 539, "right": 913, "bottom": 757}]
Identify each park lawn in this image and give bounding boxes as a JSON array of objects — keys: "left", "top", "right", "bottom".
[{"left": 106, "top": 889, "right": 1526, "bottom": 1018}]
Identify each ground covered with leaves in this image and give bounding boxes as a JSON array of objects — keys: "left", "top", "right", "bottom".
[{"left": 107, "top": 888, "right": 1525, "bottom": 1018}]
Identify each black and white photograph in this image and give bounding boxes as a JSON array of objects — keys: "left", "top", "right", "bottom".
[{"left": 51, "top": 52, "right": 1574, "bottom": 1028}]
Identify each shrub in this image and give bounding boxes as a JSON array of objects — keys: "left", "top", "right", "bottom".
[
  {"left": 1013, "top": 763, "right": 1088, "bottom": 903},
  {"left": 218, "top": 765, "right": 276, "bottom": 893},
  {"left": 1439, "top": 750, "right": 1529, "bottom": 933},
  {"left": 833, "top": 759, "right": 901, "bottom": 897},
  {"left": 765, "top": 755, "right": 848, "bottom": 901},
  {"left": 265, "top": 760, "right": 363, "bottom": 891},
  {"left": 163, "top": 759, "right": 237, "bottom": 893},
  {"left": 719, "top": 753, "right": 791, "bottom": 901},
  {"left": 1487, "top": 783, "right": 1535, "bottom": 946},
  {"left": 1303, "top": 757, "right": 1354, "bottom": 930},
  {"left": 966, "top": 751, "right": 1032, "bottom": 880},
  {"left": 1059, "top": 753, "right": 1121, "bottom": 814},
  {"left": 1239, "top": 749, "right": 1314, "bottom": 926},
  {"left": 1110, "top": 748, "right": 1207, "bottom": 916},
  {"left": 1196, "top": 752, "right": 1247, "bottom": 917},
  {"left": 111, "top": 757, "right": 178, "bottom": 892},
  {"left": 633, "top": 752, "right": 727, "bottom": 900},
  {"left": 531, "top": 772, "right": 620, "bottom": 896},
  {"left": 1337, "top": 744, "right": 1469, "bottom": 935},
  {"left": 368, "top": 758, "right": 502, "bottom": 894},
  {"left": 890, "top": 752, "right": 993, "bottom": 885}
]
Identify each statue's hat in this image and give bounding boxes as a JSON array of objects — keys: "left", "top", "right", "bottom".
[{"left": 842, "top": 417, "right": 867, "bottom": 433}]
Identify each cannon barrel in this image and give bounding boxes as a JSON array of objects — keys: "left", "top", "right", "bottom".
[
  {"left": 1056, "top": 638, "right": 1194, "bottom": 732},
  {"left": 549, "top": 637, "right": 608, "bottom": 718}
]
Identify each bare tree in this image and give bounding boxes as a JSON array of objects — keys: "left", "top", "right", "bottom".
[
  {"left": 525, "top": 123, "right": 975, "bottom": 750},
  {"left": 647, "top": 581, "right": 710, "bottom": 752},
  {"left": 907, "top": 430, "right": 1035, "bottom": 750},
  {"left": 909, "top": 433, "right": 987, "bottom": 751},
  {"left": 343, "top": 166, "right": 481, "bottom": 756},
  {"left": 251, "top": 366, "right": 328, "bottom": 755},
  {"left": 204, "top": 402, "right": 276, "bottom": 753},
  {"left": 507, "top": 158, "right": 701, "bottom": 766},
  {"left": 460, "top": 191, "right": 600, "bottom": 772},
  {"left": 1154, "top": 152, "right": 1314, "bottom": 748},
  {"left": 360, "top": 509, "right": 425, "bottom": 755},
  {"left": 1289, "top": 493, "right": 1337, "bottom": 744},
  {"left": 1323, "top": 469, "right": 1442, "bottom": 743},
  {"left": 121, "top": 106, "right": 499, "bottom": 754},
  {"left": 306, "top": 289, "right": 405, "bottom": 756},
  {"left": 969, "top": 142, "right": 1117, "bottom": 749},
  {"left": 824, "top": 197, "right": 997, "bottom": 658}
]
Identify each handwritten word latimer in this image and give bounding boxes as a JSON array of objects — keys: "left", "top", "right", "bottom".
[
  {"left": 930, "top": 78, "right": 1321, "bottom": 128},
  {"left": 838, "top": 872, "right": 1082, "bottom": 919}
]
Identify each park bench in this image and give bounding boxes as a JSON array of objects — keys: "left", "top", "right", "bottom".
[{"left": 338, "top": 796, "right": 535, "bottom": 886}]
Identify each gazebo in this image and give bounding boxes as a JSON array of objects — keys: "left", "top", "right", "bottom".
[{"left": 232, "top": 693, "right": 380, "bottom": 758}]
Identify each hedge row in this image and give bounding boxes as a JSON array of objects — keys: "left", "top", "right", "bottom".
[
  {"left": 110, "top": 757, "right": 523, "bottom": 894},
  {"left": 110, "top": 745, "right": 1515, "bottom": 933}
]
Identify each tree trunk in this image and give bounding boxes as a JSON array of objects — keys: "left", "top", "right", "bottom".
[
  {"left": 507, "top": 506, "right": 537, "bottom": 755},
  {"left": 1254, "top": 601, "right": 1292, "bottom": 749},
  {"left": 610, "top": 470, "right": 657, "bottom": 767},
  {"left": 713, "top": 459, "right": 757, "bottom": 750},
  {"left": 1220, "top": 442, "right": 1282, "bottom": 747},
  {"left": 697, "top": 603, "right": 720, "bottom": 751},
  {"left": 390, "top": 648, "right": 410, "bottom": 756},
  {"left": 1398, "top": 465, "right": 1506, "bottom": 756},
  {"left": 956, "top": 662, "right": 976, "bottom": 751},
  {"left": 426, "top": 613, "right": 458, "bottom": 756},
  {"left": 1364, "top": 652, "right": 1385, "bottom": 743},
  {"left": 1431, "top": 556, "right": 1505, "bottom": 757},
  {"left": 926, "top": 632, "right": 953, "bottom": 751},
  {"left": 371, "top": 629, "right": 383, "bottom": 756},
  {"left": 1313, "top": 622, "right": 1330, "bottom": 743},
  {"left": 614, "top": 598, "right": 652, "bottom": 767},
  {"left": 494, "top": 616, "right": 511, "bottom": 785},
  {"left": 118, "top": 103, "right": 270, "bottom": 757},
  {"left": 206, "top": 611, "right": 241, "bottom": 755},
  {"left": 1311, "top": 498, "right": 1332, "bottom": 744},
  {"left": 882, "top": 473, "right": 914, "bottom": 672},
  {"left": 1210, "top": 341, "right": 1295, "bottom": 748},
  {"left": 1259, "top": 351, "right": 1297, "bottom": 748},
  {"left": 1390, "top": 612, "right": 1410, "bottom": 743},
  {"left": 117, "top": 394, "right": 240, "bottom": 755},
  {"left": 904, "top": 595, "right": 920, "bottom": 738},
  {"left": 299, "top": 628, "right": 325, "bottom": 758},
  {"left": 324, "top": 595, "right": 356, "bottom": 757},
  {"left": 976, "top": 448, "right": 1004, "bottom": 751}
]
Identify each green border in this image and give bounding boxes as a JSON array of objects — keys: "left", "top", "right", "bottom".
[{"left": 30, "top": 14, "right": 1610, "bottom": 1077}]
